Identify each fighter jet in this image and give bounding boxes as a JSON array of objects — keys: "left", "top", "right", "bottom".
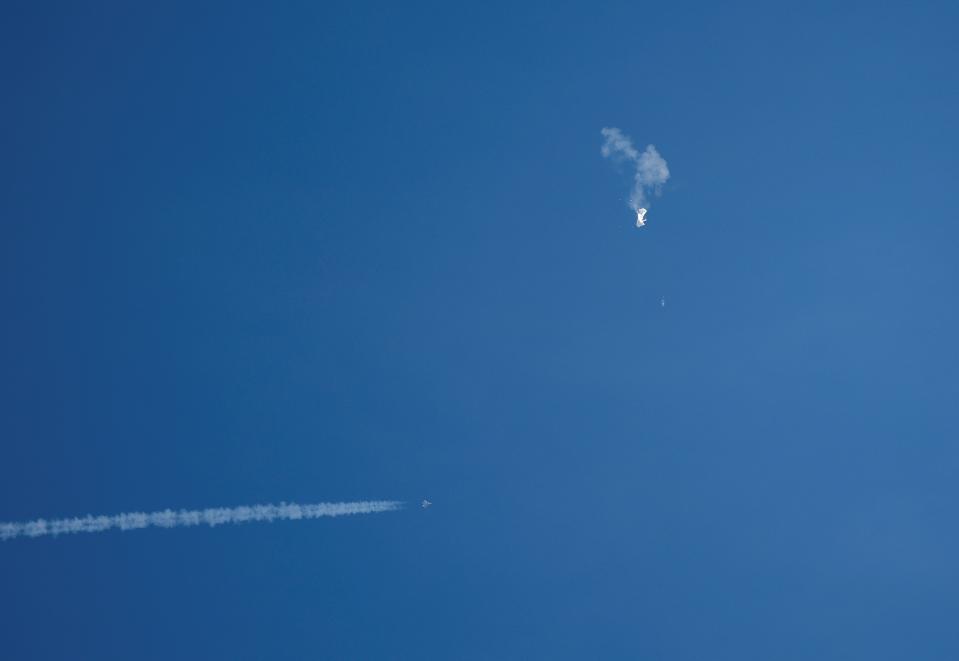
[
  {"left": 636, "top": 208, "right": 647, "bottom": 228},
  {"left": 421, "top": 500, "right": 432, "bottom": 509}
]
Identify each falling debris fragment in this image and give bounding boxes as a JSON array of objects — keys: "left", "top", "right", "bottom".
[
  {"left": 636, "top": 208, "right": 647, "bottom": 227},
  {"left": 661, "top": 297, "right": 665, "bottom": 308}
]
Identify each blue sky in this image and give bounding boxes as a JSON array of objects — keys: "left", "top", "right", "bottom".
[{"left": 1, "top": 1, "right": 957, "bottom": 658}]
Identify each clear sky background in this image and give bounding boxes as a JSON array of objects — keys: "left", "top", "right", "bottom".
[{"left": 1, "top": 1, "right": 957, "bottom": 659}]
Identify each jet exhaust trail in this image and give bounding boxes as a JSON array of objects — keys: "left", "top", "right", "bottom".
[{"left": 0, "top": 500, "right": 404, "bottom": 541}]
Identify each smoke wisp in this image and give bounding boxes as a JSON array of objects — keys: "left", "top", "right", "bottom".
[
  {"left": 0, "top": 500, "right": 404, "bottom": 541},
  {"left": 600, "top": 127, "right": 670, "bottom": 211}
]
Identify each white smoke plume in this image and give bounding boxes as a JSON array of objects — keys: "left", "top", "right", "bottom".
[
  {"left": 600, "top": 127, "right": 670, "bottom": 210},
  {"left": 0, "top": 500, "right": 404, "bottom": 541}
]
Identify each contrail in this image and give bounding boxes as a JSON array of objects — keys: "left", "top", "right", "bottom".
[
  {"left": 0, "top": 500, "right": 404, "bottom": 541},
  {"left": 600, "top": 127, "right": 670, "bottom": 214}
]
